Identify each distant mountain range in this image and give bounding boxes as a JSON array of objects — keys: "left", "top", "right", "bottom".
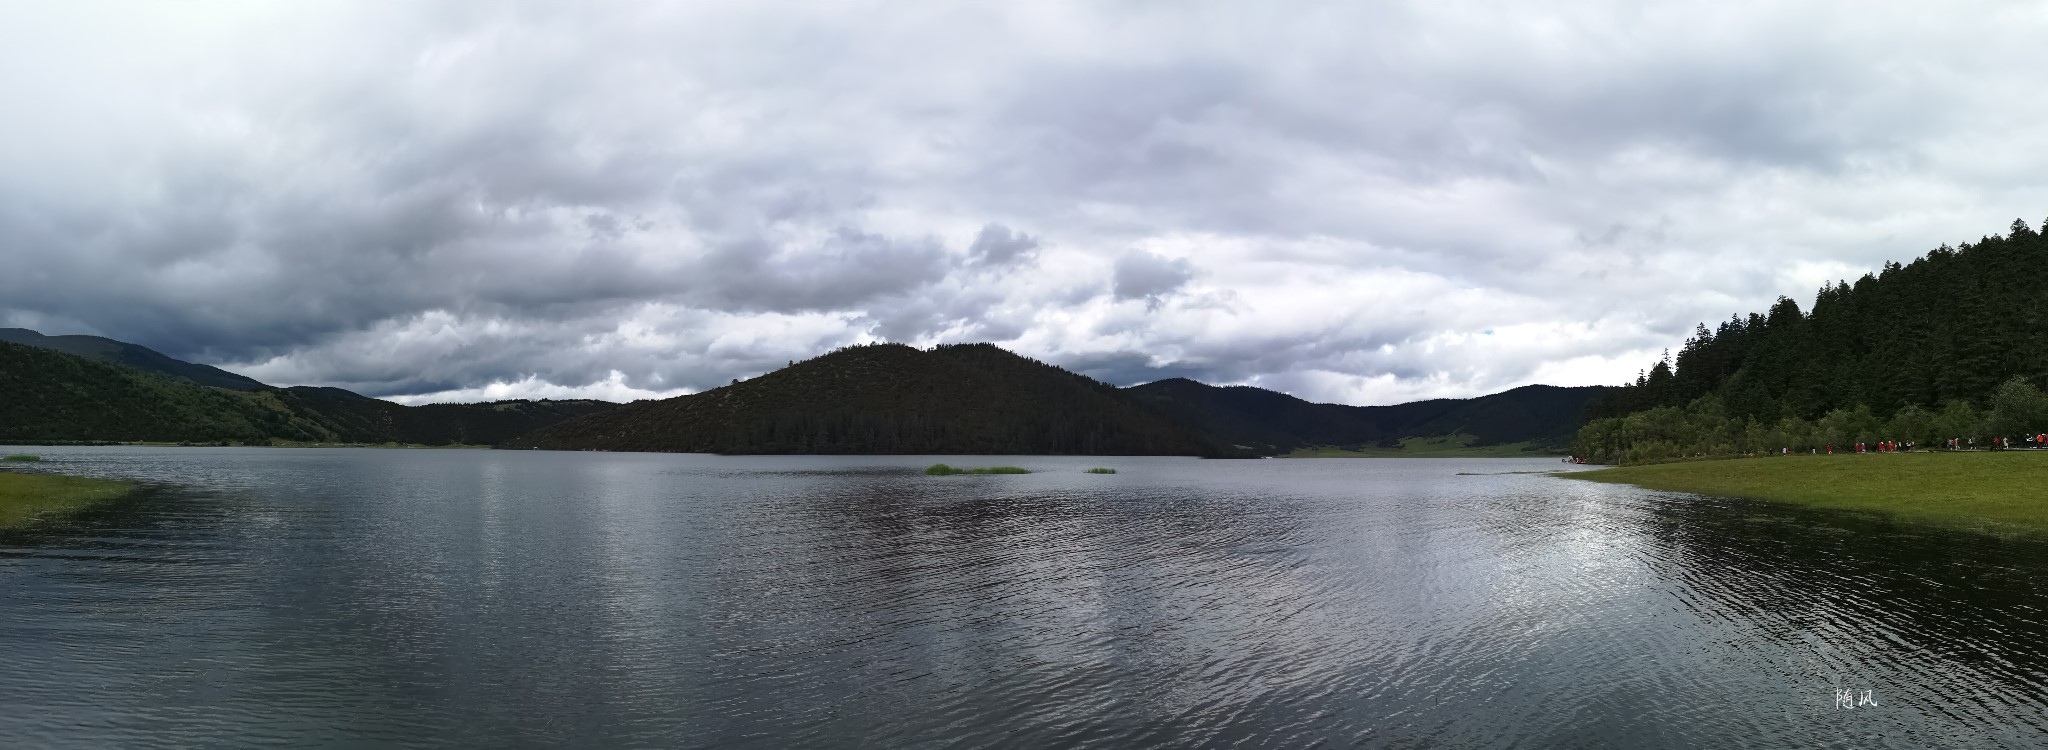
[
  {"left": 510, "top": 343, "right": 1613, "bottom": 455},
  {"left": 0, "top": 334, "right": 613, "bottom": 445},
  {"left": 1126, "top": 378, "right": 1615, "bottom": 453},
  {"left": 505, "top": 343, "right": 1228, "bottom": 455},
  {"left": 2, "top": 328, "right": 1612, "bottom": 454}
]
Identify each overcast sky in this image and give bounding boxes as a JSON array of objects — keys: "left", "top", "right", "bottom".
[{"left": 5, "top": 1, "right": 2047, "bottom": 406}]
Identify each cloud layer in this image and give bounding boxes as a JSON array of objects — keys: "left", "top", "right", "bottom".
[{"left": 6, "top": 1, "right": 2048, "bottom": 406}]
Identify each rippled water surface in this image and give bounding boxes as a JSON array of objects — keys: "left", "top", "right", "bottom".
[{"left": 6, "top": 447, "right": 2048, "bottom": 747}]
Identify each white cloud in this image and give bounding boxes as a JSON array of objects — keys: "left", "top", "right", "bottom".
[{"left": 385, "top": 371, "right": 688, "bottom": 406}]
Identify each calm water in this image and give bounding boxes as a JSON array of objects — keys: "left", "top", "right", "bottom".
[{"left": 4, "top": 447, "right": 2048, "bottom": 747}]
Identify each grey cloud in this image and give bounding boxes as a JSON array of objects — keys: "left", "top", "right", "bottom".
[
  {"left": 1063, "top": 351, "right": 1236, "bottom": 387},
  {"left": 691, "top": 228, "right": 953, "bottom": 314},
  {"left": 967, "top": 224, "right": 1040, "bottom": 266},
  {"left": 1112, "top": 251, "right": 1196, "bottom": 303}
]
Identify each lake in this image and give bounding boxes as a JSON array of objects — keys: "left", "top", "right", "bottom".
[{"left": 4, "top": 447, "right": 2047, "bottom": 747}]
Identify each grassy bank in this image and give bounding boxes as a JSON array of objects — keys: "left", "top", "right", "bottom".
[
  {"left": 1281, "top": 434, "right": 1552, "bottom": 458},
  {"left": 0, "top": 472, "right": 134, "bottom": 528},
  {"left": 1566, "top": 452, "right": 2048, "bottom": 536}
]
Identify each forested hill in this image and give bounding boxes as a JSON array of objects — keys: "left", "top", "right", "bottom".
[
  {"left": 0, "top": 327, "right": 270, "bottom": 391},
  {"left": 0, "top": 340, "right": 615, "bottom": 445},
  {"left": 507, "top": 343, "right": 1233, "bottom": 456},
  {"left": 1576, "top": 216, "right": 2048, "bottom": 463},
  {"left": 1126, "top": 379, "right": 1612, "bottom": 453}
]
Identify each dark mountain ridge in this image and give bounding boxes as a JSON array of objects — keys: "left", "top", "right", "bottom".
[
  {"left": 0, "top": 327, "right": 269, "bottom": 391},
  {"left": 515, "top": 343, "right": 1609, "bottom": 456},
  {"left": 507, "top": 343, "right": 1232, "bottom": 456},
  {"left": 0, "top": 338, "right": 615, "bottom": 445},
  {"left": 1127, "top": 378, "right": 1613, "bottom": 453},
  {"left": 6, "top": 327, "right": 1605, "bottom": 456}
]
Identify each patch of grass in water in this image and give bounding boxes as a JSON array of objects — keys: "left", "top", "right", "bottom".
[
  {"left": 0, "top": 472, "right": 133, "bottom": 528},
  {"left": 925, "top": 463, "right": 1031, "bottom": 476},
  {"left": 1084, "top": 467, "right": 1117, "bottom": 474},
  {"left": 3, "top": 454, "right": 40, "bottom": 462}
]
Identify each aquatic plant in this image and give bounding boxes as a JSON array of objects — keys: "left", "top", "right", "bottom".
[
  {"left": 1, "top": 473, "right": 132, "bottom": 528},
  {"left": 1084, "top": 467, "right": 1117, "bottom": 474},
  {"left": 3, "top": 454, "right": 40, "bottom": 462}
]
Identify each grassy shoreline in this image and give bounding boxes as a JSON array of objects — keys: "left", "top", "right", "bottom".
[
  {"left": 1566, "top": 452, "right": 2048, "bottom": 537},
  {"left": 0, "top": 471, "right": 135, "bottom": 529}
]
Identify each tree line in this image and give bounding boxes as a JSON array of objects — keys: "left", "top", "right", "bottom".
[{"left": 1576, "top": 217, "right": 2048, "bottom": 462}]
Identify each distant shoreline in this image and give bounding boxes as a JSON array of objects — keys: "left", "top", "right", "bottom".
[{"left": 1278, "top": 435, "right": 1564, "bottom": 458}]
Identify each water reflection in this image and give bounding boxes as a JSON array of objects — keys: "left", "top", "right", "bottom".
[{"left": 3, "top": 448, "right": 2048, "bottom": 747}]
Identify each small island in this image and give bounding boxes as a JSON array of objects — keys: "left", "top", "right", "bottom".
[{"left": 0, "top": 465, "right": 133, "bottom": 529}]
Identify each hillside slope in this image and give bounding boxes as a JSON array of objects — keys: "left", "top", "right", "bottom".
[
  {"left": 0, "top": 340, "right": 614, "bottom": 445},
  {"left": 509, "top": 343, "right": 1230, "bottom": 456},
  {"left": 0, "top": 328, "right": 270, "bottom": 391}
]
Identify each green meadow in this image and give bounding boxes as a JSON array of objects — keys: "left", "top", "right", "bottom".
[{"left": 1566, "top": 451, "right": 2048, "bottom": 537}]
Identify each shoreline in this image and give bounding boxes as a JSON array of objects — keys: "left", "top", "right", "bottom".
[{"left": 1564, "top": 451, "right": 2048, "bottom": 537}]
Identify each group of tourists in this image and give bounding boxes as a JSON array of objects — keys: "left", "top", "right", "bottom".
[
  {"left": 1578, "top": 432, "right": 2048, "bottom": 464},
  {"left": 1823, "top": 441, "right": 1913, "bottom": 454},
  {"left": 1775, "top": 433, "right": 2048, "bottom": 456},
  {"left": 1944, "top": 434, "right": 2048, "bottom": 450}
]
